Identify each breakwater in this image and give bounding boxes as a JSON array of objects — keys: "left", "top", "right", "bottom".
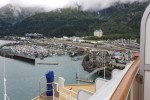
[
  {"left": 13, "top": 54, "right": 35, "bottom": 63},
  {"left": 0, "top": 41, "right": 36, "bottom": 63}
]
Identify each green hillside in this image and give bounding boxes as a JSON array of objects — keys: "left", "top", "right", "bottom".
[{"left": 0, "top": 2, "right": 149, "bottom": 37}]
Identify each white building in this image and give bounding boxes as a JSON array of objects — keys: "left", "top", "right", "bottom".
[
  {"left": 25, "top": 33, "right": 43, "bottom": 39},
  {"left": 94, "top": 29, "right": 103, "bottom": 37}
]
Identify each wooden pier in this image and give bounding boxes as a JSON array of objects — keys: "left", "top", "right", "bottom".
[
  {"left": 76, "top": 78, "right": 94, "bottom": 83},
  {"left": 37, "top": 63, "right": 58, "bottom": 65}
]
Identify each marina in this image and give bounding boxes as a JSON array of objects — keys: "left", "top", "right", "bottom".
[
  {"left": 0, "top": 38, "right": 139, "bottom": 100},
  {"left": 0, "top": 40, "right": 86, "bottom": 64},
  {"left": 0, "top": 40, "right": 89, "bottom": 100}
]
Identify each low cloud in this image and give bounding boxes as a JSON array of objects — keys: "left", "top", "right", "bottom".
[
  {"left": 69, "top": 0, "right": 148, "bottom": 11},
  {"left": 0, "top": 0, "right": 148, "bottom": 11}
]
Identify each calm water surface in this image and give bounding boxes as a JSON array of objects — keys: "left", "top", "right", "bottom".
[{"left": 0, "top": 40, "right": 89, "bottom": 100}]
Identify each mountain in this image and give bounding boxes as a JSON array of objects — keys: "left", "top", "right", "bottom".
[
  {"left": 10, "top": 8, "right": 100, "bottom": 36},
  {"left": 0, "top": 4, "right": 45, "bottom": 35},
  {"left": 0, "top": 2, "right": 149, "bottom": 37}
]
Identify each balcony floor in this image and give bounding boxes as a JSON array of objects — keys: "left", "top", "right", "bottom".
[{"left": 34, "top": 84, "right": 95, "bottom": 100}]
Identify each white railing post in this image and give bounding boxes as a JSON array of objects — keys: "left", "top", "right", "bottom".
[{"left": 58, "top": 77, "right": 65, "bottom": 88}]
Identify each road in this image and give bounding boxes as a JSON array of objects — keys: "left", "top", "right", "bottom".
[
  {"left": 52, "top": 39, "right": 126, "bottom": 52},
  {"left": 85, "top": 67, "right": 108, "bottom": 79}
]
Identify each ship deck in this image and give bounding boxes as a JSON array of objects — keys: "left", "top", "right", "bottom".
[{"left": 34, "top": 84, "right": 95, "bottom": 100}]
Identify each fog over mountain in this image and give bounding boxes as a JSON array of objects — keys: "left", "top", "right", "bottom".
[
  {"left": 0, "top": 4, "right": 45, "bottom": 26},
  {"left": 74, "top": 0, "right": 148, "bottom": 11},
  {"left": 0, "top": 0, "right": 149, "bottom": 11},
  {"left": 0, "top": 0, "right": 149, "bottom": 37}
]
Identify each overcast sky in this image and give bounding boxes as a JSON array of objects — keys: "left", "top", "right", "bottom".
[{"left": 0, "top": 0, "right": 147, "bottom": 11}]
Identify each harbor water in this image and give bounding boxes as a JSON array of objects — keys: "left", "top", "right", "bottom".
[{"left": 0, "top": 40, "right": 89, "bottom": 100}]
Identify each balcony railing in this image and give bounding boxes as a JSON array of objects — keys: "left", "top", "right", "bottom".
[
  {"left": 78, "top": 57, "right": 140, "bottom": 100},
  {"left": 110, "top": 57, "right": 140, "bottom": 100},
  {"left": 33, "top": 57, "right": 140, "bottom": 100}
]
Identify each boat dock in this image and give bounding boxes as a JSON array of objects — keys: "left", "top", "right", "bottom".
[
  {"left": 37, "top": 63, "right": 58, "bottom": 65},
  {"left": 13, "top": 54, "right": 35, "bottom": 63},
  {"left": 76, "top": 78, "right": 94, "bottom": 83}
]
